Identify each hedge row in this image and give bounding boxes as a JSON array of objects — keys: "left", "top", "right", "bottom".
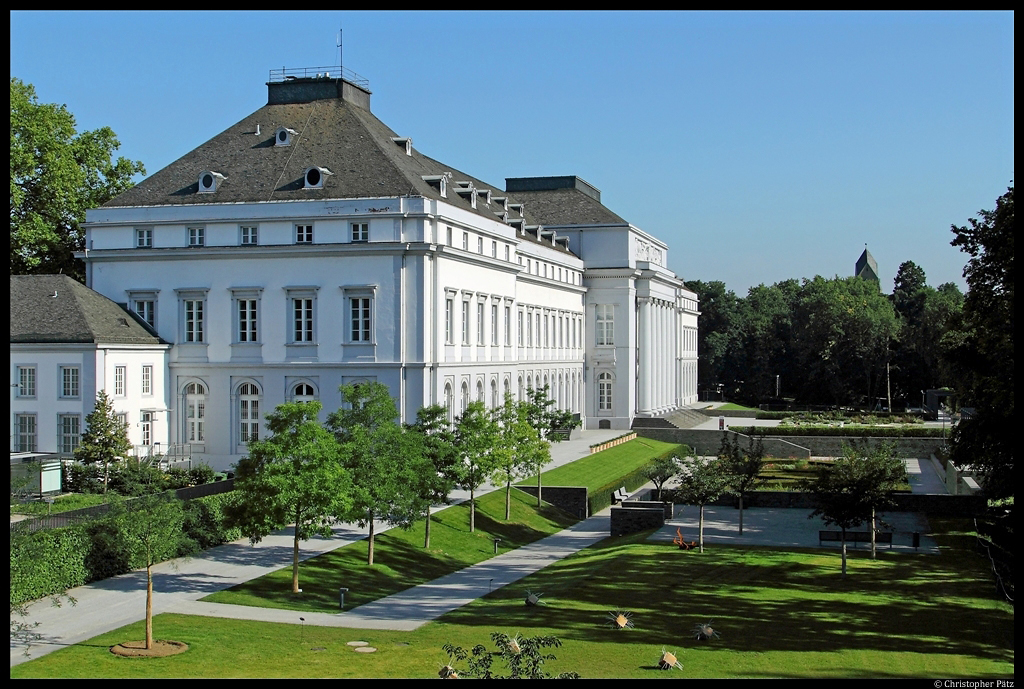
[
  {"left": 10, "top": 490, "right": 243, "bottom": 606},
  {"left": 588, "top": 444, "right": 691, "bottom": 515},
  {"left": 732, "top": 425, "right": 944, "bottom": 438}
]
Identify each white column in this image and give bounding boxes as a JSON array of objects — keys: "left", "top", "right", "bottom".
[{"left": 638, "top": 297, "right": 652, "bottom": 414}]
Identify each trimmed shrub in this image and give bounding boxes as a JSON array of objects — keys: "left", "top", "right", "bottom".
[
  {"left": 589, "top": 445, "right": 690, "bottom": 515},
  {"left": 183, "top": 491, "right": 244, "bottom": 549},
  {"left": 734, "top": 426, "right": 943, "bottom": 438},
  {"left": 189, "top": 464, "right": 216, "bottom": 486}
]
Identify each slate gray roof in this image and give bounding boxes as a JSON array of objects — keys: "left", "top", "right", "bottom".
[
  {"left": 101, "top": 82, "right": 633, "bottom": 257},
  {"left": 10, "top": 275, "right": 165, "bottom": 345}
]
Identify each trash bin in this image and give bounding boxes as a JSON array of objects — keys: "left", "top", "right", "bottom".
[
  {"left": 912, "top": 532, "right": 920, "bottom": 550},
  {"left": 719, "top": 416, "right": 725, "bottom": 431}
]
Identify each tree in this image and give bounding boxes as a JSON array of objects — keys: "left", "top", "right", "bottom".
[
  {"left": 75, "top": 390, "right": 132, "bottom": 494},
  {"left": 442, "top": 632, "right": 580, "bottom": 679},
  {"left": 672, "top": 455, "right": 732, "bottom": 553},
  {"left": 803, "top": 448, "right": 903, "bottom": 575},
  {"left": 409, "top": 404, "right": 462, "bottom": 549},
  {"left": 106, "top": 492, "right": 189, "bottom": 649},
  {"left": 230, "top": 401, "right": 351, "bottom": 592},
  {"left": 642, "top": 455, "right": 680, "bottom": 501},
  {"left": 453, "top": 401, "right": 499, "bottom": 533},
  {"left": 943, "top": 185, "right": 1014, "bottom": 505},
  {"left": 719, "top": 433, "right": 765, "bottom": 535},
  {"left": 10, "top": 78, "right": 145, "bottom": 281},
  {"left": 521, "top": 385, "right": 578, "bottom": 506},
  {"left": 327, "top": 383, "right": 423, "bottom": 565},
  {"left": 491, "top": 394, "right": 550, "bottom": 520},
  {"left": 685, "top": 280, "right": 745, "bottom": 396}
]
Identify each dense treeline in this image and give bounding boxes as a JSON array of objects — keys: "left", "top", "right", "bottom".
[{"left": 686, "top": 264, "right": 963, "bottom": 408}]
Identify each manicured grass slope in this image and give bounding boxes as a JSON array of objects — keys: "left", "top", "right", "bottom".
[
  {"left": 201, "top": 487, "right": 576, "bottom": 612},
  {"left": 527, "top": 438, "right": 681, "bottom": 492},
  {"left": 13, "top": 519, "right": 1012, "bottom": 678}
]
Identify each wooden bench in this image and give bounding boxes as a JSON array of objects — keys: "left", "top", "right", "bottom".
[
  {"left": 611, "top": 487, "right": 629, "bottom": 504},
  {"left": 818, "top": 530, "right": 893, "bottom": 548}
]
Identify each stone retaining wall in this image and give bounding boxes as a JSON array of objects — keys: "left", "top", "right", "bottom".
[
  {"left": 687, "top": 491, "right": 986, "bottom": 516},
  {"left": 515, "top": 486, "right": 589, "bottom": 519},
  {"left": 635, "top": 428, "right": 942, "bottom": 458},
  {"left": 610, "top": 506, "right": 666, "bottom": 536}
]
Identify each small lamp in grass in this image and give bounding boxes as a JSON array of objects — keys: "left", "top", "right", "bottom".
[
  {"left": 339, "top": 587, "right": 349, "bottom": 611},
  {"left": 299, "top": 617, "right": 305, "bottom": 644}
]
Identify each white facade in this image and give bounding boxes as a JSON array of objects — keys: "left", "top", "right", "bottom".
[{"left": 73, "top": 74, "right": 697, "bottom": 470}]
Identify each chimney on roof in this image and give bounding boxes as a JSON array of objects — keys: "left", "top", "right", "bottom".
[
  {"left": 505, "top": 176, "right": 601, "bottom": 202},
  {"left": 267, "top": 76, "right": 371, "bottom": 110}
]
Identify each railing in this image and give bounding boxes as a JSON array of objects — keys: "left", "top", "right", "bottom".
[
  {"left": 974, "top": 517, "right": 1014, "bottom": 604},
  {"left": 268, "top": 65, "right": 369, "bottom": 89}
]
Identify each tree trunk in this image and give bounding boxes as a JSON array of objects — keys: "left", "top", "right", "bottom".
[
  {"left": 738, "top": 494, "right": 745, "bottom": 535},
  {"left": 470, "top": 487, "right": 476, "bottom": 532},
  {"left": 146, "top": 563, "right": 153, "bottom": 649},
  {"left": 537, "top": 466, "right": 543, "bottom": 507},
  {"left": 103, "top": 460, "right": 109, "bottom": 494},
  {"left": 292, "top": 507, "right": 301, "bottom": 593},
  {"left": 870, "top": 507, "right": 877, "bottom": 560},
  {"left": 841, "top": 528, "right": 848, "bottom": 577},
  {"left": 698, "top": 504, "right": 705, "bottom": 553},
  {"left": 505, "top": 481, "right": 511, "bottom": 520},
  {"left": 424, "top": 505, "right": 431, "bottom": 548},
  {"left": 367, "top": 512, "right": 376, "bottom": 565}
]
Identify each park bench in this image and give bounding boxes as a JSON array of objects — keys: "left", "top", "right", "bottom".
[
  {"left": 818, "top": 530, "right": 893, "bottom": 548},
  {"left": 611, "top": 487, "right": 629, "bottom": 504}
]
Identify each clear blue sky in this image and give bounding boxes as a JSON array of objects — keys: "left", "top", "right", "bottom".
[{"left": 11, "top": 11, "right": 1013, "bottom": 295}]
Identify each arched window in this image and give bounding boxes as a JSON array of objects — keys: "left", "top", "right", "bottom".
[
  {"left": 490, "top": 378, "right": 498, "bottom": 408},
  {"left": 184, "top": 382, "right": 207, "bottom": 444},
  {"left": 598, "top": 372, "right": 613, "bottom": 412},
  {"left": 503, "top": 377, "right": 511, "bottom": 402},
  {"left": 238, "top": 382, "right": 262, "bottom": 446},
  {"left": 461, "top": 381, "right": 470, "bottom": 414},
  {"left": 444, "top": 383, "right": 454, "bottom": 425},
  {"left": 476, "top": 380, "right": 485, "bottom": 404},
  {"left": 517, "top": 375, "right": 524, "bottom": 401},
  {"left": 292, "top": 382, "right": 316, "bottom": 403}
]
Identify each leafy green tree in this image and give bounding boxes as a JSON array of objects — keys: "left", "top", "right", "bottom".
[
  {"left": 846, "top": 441, "right": 907, "bottom": 559},
  {"left": 719, "top": 434, "right": 765, "bottom": 535},
  {"left": 521, "top": 385, "right": 577, "bottom": 506},
  {"left": 491, "top": 394, "right": 550, "bottom": 520},
  {"left": 943, "top": 185, "right": 1014, "bottom": 505},
  {"left": 75, "top": 390, "right": 132, "bottom": 494},
  {"left": 672, "top": 456, "right": 732, "bottom": 553},
  {"left": 327, "top": 383, "right": 424, "bottom": 565},
  {"left": 443, "top": 632, "right": 580, "bottom": 679},
  {"left": 454, "top": 401, "right": 499, "bottom": 533},
  {"left": 10, "top": 78, "right": 145, "bottom": 281},
  {"left": 409, "top": 404, "right": 462, "bottom": 548},
  {"left": 685, "top": 279, "right": 745, "bottom": 396},
  {"left": 230, "top": 401, "right": 351, "bottom": 591},
  {"left": 105, "top": 493, "right": 189, "bottom": 649},
  {"left": 642, "top": 455, "right": 680, "bottom": 501}
]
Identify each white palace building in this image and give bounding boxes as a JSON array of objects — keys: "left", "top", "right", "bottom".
[{"left": 16, "top": 70, "right": 698, "bottom": 471}]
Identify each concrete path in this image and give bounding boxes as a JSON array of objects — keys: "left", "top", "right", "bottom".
[{"left": 10, "top": 429, "right": 625, "bottom": 667}]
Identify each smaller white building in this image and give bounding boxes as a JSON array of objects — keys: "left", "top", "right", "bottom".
[{"left": 10, "top": 275, "right": 172, "bottom": 457}]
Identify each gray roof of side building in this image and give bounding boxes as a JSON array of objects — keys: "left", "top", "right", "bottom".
[{"left": 10, "top": 275, "right": 166, "bottom": 345}]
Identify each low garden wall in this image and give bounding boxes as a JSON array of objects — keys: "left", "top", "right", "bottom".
[
  {"left": 589, "top": 432, "right": 637, "bottom": 454},
  {"left": 610, "top": 506, "right": 665, "bottom": 537},
  {"left": 634, "top": 428, "right": 943, "bottom": 458},
  {"left": 692, "top": 491, "right": 986, "bottom": 516}
]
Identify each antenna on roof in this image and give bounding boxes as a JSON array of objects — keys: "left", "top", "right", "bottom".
[{"left": 337, "top": 27, "right": 343, "bottom": 75}]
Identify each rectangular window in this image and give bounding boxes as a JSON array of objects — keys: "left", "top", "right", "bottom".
[
  {"left": 462, "top": 232, "right": 469, "bottom": 250},
  {"left": 504, "top": 306, "right": 511, "bottom": 346},
  {"left": 596, "top": 304, "right": 615, "bottom": 346},
  {"left": 141, "top": 365, "right": 153, "bottom": 396},
  {"left": 240, "top": 225, "right": 258, "bottom": 245},
  {"left": 518, "top": 311, "right": 524, "bottom": 346},
  {"left": 60, "top": 366, "right": 80, "bottom": 398},
  {"left": 535, "top": 314, "right": 541, "bottom": 347},
  {"left": 135, "top": 228, "right": 152, "bottom": 248},
  {"left": 238, "top": 299, "right": 258, "bottom": 342},
  {"left": 133, "top": 300, "right": 155, "bottom": 328},
  {"left": 352, "top": 222, "right": 369, "bottom": 242},
  {"left": 140, "top": 412, "right": 152, "bottom": 446},
  {"left": 115, "top": 412, "right": 128, "bottom": 431},
  {"left": 59, "top": 414, "right": 81, "bottom": 454},
  {"left": 491, "top": 240, "right": 497, "bottom": 258},
  {"left": 544, "top": 314, "right": 549, "bottom": 347},
  {"left": 462, "top": 301, "right": 470, "bottom": 345},
  {"left": 188, "top": 227, "right": 205, "bottom": 247},
  {"left": 184, "top": 300, "right": 204, "bottom": 342},
  {"left": 527, "top": 311, "right": 533, "bottom": 347},
  {"left": 446, "top": 298, "right": 454, "bottom": 344},
  {"left": 15, "top": 414, "right": 36, "bottom": 452},
  {"left": 295, "top": 224, "right": 313, "bottom": 244},
  {"left": 477, "top": 302, "right": 485, "bottom": 345},
  {"left": 293, "top": 298, "right": 314, "bottom": 342},
  {"left": 114, "top": 366, "right": 126, "bottom": 397},
  {"left": 351, "top": 297, "right": 372, "bottom": 342},
  {"left": 17, "top": 366, "right": 36, "bottom": 398},
  {"left": 477, "top": 237, "right": 483, "bottom": 253},
  {"left": 491, "top": 304, "right": 498, "bottom": 345},
  {"left": 446, "top": 226, "right": 453, "bottom": 246},
  {"left": 505, "top": 245, "right": 510, "bottom": 261}
]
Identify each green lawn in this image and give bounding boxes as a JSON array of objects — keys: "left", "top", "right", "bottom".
[
  {"left": 200, "top": 487, "right": 577, "bottom": 612},
  {"left": 10, "top": 493, "right": 108, "bottom": 516},
  {"left": 523, "top": 438, "right": 681, "bottom": 492},
  {"left": 717, "top": 403, "right": 758, "bottom": 411},
  {"left": 12, "top": 519, "right": 1012, "bottom": 678}
]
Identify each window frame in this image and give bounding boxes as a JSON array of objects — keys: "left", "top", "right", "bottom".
[
  {"left": 135, "top": 228, "right": 153, "bottom": 248},
  {"left": 188, "top": 226, "right": 205, "bottom": 247},
  {"left": 60, "top": 365, "right": 80, "bottom": 399},
  {"left": 114, "top": 365, "right": 126, "bottom": 397},
  {"left": 141, "top": 364, "right": 153, "bottom": 396},
  {"left": 240, "top": 225, "right": 259, "bottom": 246},
  {"left": 16, "top": 366, "right": 36, "bottom": 398},
  {"left": 15, "top": 413, "right": 37, "bottom": 452},
  {"left": 295, "top": 223, "right": 314, "bottom": 244},
  {"left": 58, "top": 413, "right": 81, "bottom": 455},
  {"left": 596, "top": 304, "right": 615, "bottom": 346}
]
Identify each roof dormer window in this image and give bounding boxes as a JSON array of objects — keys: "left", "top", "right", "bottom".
[
  {"left": 198, "top": 170, "right": 225, "bottom": 193},
  {"left": 422, "top": 175, "right": 448, "bottom": 198},
  {"left": 391, "top": 137, "right": 412, "bottom": 155},
  {"left": 275, "top": 127, "right": 298, "bottom": 147},
  {"left": 477, "top": 189, "right": 491, "bottom": 205},
  {"left": 303, "top": 166, "right": 333, "bottom": 189},
  {"left": 454, "top": 183, "right": 477, "bottom": 209}
]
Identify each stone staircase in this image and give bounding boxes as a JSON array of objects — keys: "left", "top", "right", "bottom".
[{"left": 632, "top": 407, "right": 709, "bottom": 430}]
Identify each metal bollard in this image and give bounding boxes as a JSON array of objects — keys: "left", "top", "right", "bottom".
[{"left": 339, "top": 587, "right": 349, "bottom": 611}]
